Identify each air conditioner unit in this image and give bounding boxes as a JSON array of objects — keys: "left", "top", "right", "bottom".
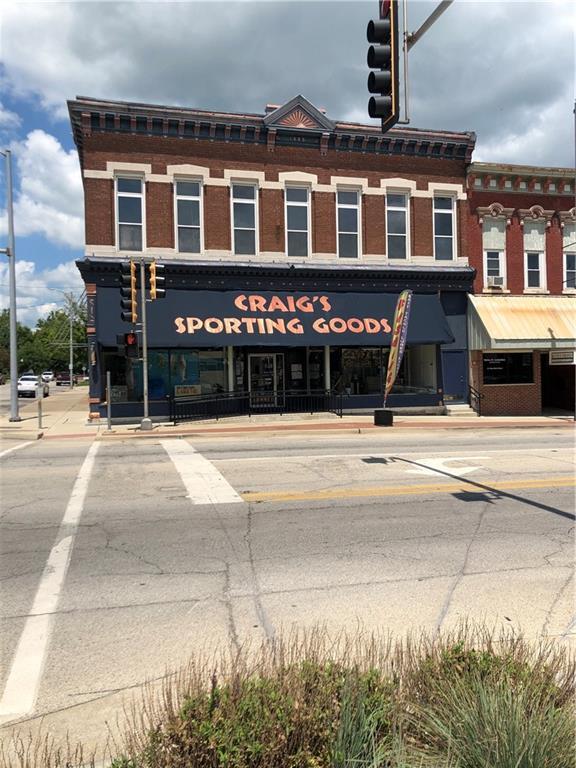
[
  {"left": 487, "top": 276, "right": 505, "bottom": 288},
  {"left": 549, "top": 350, "right": 576, "bottom": 366}
]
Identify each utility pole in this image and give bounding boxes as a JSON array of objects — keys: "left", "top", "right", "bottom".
[
  {"left": 69, "top": 302, "right": 74, "bottom": 389},
  {"left": 0, "top": 150, "right": 20, "bottom": 421},
  {"left": 139, "top": 259, "right": 152, "bottom": 430}
]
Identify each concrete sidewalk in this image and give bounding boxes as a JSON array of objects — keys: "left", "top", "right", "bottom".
[{"left": 0, "top": 386, "right": 574, "bottom": 443}]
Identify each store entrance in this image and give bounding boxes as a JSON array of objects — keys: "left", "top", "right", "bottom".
[
  {"left": 248, "top": 353, "right": 285, "bottom": 407},
  {"left": 541, "top": 353, "right": 575, "bottom": 414}
]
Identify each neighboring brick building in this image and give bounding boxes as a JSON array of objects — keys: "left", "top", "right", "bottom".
[
  {"left": 69, "top": 95, "right": 477, "bottom": 419},
  {"left": 467, "top": 163, "right": 576, "bottom": 416}
]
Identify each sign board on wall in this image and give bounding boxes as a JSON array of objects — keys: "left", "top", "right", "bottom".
[{"left": 97, "top": 289, "right": 454, "bottom": 348}]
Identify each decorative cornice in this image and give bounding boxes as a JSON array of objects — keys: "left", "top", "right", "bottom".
[
  {"left": 68, "top": 96, "right": 476, "bottom": 169},
  {"left": 476, "top": 203, "right": 514, "bottom": 226},
  {"left": 476, "top": 202, "right": 515, "bottom": 225},
  {"left": 76, "top": 256, "right": 475, "bottom": 291},
  {"left": 559, "top": 207, "right": 576, "bottom": 228},
  {"left": 518, "top": 205, "right": 556, "bottom": 228}
]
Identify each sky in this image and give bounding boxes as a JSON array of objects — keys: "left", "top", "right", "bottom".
[{"left": 0, "top": 0, "right": 574, "bottom": 326}]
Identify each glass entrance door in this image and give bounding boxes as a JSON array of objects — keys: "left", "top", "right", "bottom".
[{"left": 249, "top": 354, "right": 284, "bottom": 407}]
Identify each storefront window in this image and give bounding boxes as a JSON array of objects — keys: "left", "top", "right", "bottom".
[
  {"left": 483, "top": 353, "right": 533, "bottom": 384},
  {"left": 170, "top": 349, "right": 226, "bottom": 396},
  {"left": 331, "top": 348, "right": 382, "bottom": 394},
  {"left": 394, "top": 345, "right": 437, "bottom": 394}
]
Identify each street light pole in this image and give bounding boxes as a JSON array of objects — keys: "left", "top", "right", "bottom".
[
  {"left": 1, "top": 150, "right": 20, "bottom": 421},
  {"left": 69, "top": 304, "right": 74, "bottom": 389}
]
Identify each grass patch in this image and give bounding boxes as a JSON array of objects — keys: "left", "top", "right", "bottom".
[{"left": 1, "top": 625, "right": 574, "bottom": 767}]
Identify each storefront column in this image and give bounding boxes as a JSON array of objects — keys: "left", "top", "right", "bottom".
[
  {"left": 324, "top": 345, "right": 331, "bottom": 391},
  {"left": 226, "top": 346, "right": 234, "bottom": 392}
]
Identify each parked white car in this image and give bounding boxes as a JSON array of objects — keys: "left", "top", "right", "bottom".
[
  {"left": 41, "top": 371, "right": 54, "bottom": 382},
  {"left": 17, "top": 375, "right": 50, "bottom": 398}
]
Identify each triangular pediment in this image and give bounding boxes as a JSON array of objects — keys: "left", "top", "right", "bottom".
[{"left": 263, "top": 95, "right": 335, "bottom": 131}]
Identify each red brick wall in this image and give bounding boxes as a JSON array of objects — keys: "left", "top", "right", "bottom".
[
  {"left": 204, "top": 186, "right": 230, "bottom": 250},
  {"left": 146, "top": 182, "right": 173, "bottom": 248},
  {"left": 547, "top": 219, "right": 564, "bottom": 293},
  {"left": 363, "top": 195, "right": 385, "bottom": 254},
  {"left": 313, "top": 191, "right": 336, "bottom": 253},
  {"left": 81, "top": 133, "right": 468, "bottom": 256},
  {"left": 470, "top": 350, "right": 542, "bottom": 415},
  {"left": 467, "top": 188, "right": 573, "bottom": 296},
  {"left": 84, "top": 178, "right": 114, "bottom": 245},
  {"left": 260, "top": 188, "right": 284, "bottom": 252},
  {"left": 412, "top": 197, "right": 432, "bottom": 255}
]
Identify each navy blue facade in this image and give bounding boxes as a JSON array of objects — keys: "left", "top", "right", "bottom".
[{"left": 77, "top": 259, "right": 474, "bottom": 418}]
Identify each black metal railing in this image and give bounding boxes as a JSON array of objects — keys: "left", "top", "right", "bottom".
[
  {"left": 469, "top": 384, "right": 483, "bottom": 416},
  {"left": 170, "top": 389, "right": 343, "bottom": 423}
]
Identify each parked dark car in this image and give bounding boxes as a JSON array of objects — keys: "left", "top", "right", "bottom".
[
  {"left": 55, "top": 371, "right": 71, "bottom": 386},
  {"left": 0, "top": 373, "right": 5, "bottom": 385}
]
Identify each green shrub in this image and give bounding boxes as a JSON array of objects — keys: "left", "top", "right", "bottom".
[
  {"left": 137, "top": 662, "right": 394, "bottom": 768},
  {"left": 405, "top": 672, "right": 575, "bottom": 768}
]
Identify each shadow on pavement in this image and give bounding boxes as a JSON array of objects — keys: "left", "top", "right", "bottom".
[{"left": 388, "top": 456, "right": 576, "bottom": 522}]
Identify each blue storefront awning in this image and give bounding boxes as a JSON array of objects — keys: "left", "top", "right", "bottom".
[{"left": 97, "top": 289, "right": 454, "bottom": 347}]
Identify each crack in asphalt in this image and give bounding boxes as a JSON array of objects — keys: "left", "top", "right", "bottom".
[
  {"left": 542, "top": 571, "right": 574, "bottom": 636},
  {"left": 245, "top": 502, "right": 275, "bottom": 641}
]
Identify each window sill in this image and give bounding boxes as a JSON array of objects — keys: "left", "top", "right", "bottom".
[
  {"left": 562, "top": 288, "right": 576, "bottom": 295},
  {"left": 482, "top": 287, "right": 510, "bottom": 294},
  {"left": 523, "top": 288, "right": 550, "bottom": 294}
]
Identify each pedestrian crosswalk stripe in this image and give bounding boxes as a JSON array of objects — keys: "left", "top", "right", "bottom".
[{"left": 160, "top": 439, "right": 244, "bottom": 505}]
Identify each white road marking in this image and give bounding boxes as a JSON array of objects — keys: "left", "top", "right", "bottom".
[
  {"left": 0, "top": 442, "right": 99, "bottom": 721},
  {"left": 0, "top": 441, "right": 34, "bottom": 459},
  {"left": 211, "top": 448, "right": 573, "bottom": 464},
  {"left": 405, "top": 457, "right": 489, "bottom": 477},
  {"left": 161, "top": 440, "right": 244, "bottom": 505}
]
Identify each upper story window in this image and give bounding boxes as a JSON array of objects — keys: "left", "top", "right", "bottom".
[
  {"left": 563, "top": 222, "right": 576, "bottom": 290},
  {"left": 482, "top": 218, "right": 506, "bottom": 288},
  {"left": 337, "top": 189, "right": 360, "bottom": 259},
  {"left": 523, "top": 220, "right": 546, "bottom": 290},
  {"left": 116, "top": 177, "right": 143, "bottom": 251},
  {"left": 386, "top": 193, "right": 409, "bottom": 260},
  {"left": 175, "top": 181, "right": 202, "bottom": 253},
  {"left": 434, "top": 196, "right": 455, "bottom": 260},
  {"left": 485, "top": 251, "right": 506, "bottom": 287},
  {"left": 232, "top": 183, "right": 258, "bottom": 255},
  {"left": 524, "top": 252, "right": 545, "bottom": 289},
  {"left": 285, "top": 187, "right": 310, "bottom": 257}
]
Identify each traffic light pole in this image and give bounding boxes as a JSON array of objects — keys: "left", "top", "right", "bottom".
[
  {"left": 139, "top": 259, "right": 152, "bottom": 430},
  {"left": 405, "top": 0, "right": 453, "bottom": 51}
]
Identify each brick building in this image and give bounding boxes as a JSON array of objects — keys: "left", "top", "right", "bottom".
[
  {"left": 68, "top": 94, "right": 477, "bottom": 419},
  {"left": 466, "top": 163, "right": 576, "bottom": 416}
]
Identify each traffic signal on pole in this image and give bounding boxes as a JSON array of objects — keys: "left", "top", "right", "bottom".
[
  {"left": 149, "top": 260, "right": 165, "bottom": 300},
  {"left": 120, "top": 260, "right": 138, "bottom": 323},
  {"left": 367, "top": 0, "right": 400, "bottom": 132},
  {"left": 124, "top": 331, "right": 139, "bottom": 358}
]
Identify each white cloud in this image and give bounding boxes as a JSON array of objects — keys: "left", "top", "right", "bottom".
[
  {"left": 0, "top": 259, "right": 84, "bottom": 327},
  {"left": 0, "top": 101, "right": 21, "bottom": 130},
  {"left": 0, "top": 129, "right": 84, "bottom": 248},
  {"left": 0, "top": 1, "right": 573, "bottom": 166}
]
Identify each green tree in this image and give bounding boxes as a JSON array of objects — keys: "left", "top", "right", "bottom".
[
  {"left": 0, "top": 295, "right": 87, "bottom": 376},
  {"left": 0, "top": 309, "right": 34, "bottom": 375}
]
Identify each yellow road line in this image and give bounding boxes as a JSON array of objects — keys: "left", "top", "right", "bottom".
[{"left": 241, "top": 476, "right": 576, "bottom": 503}]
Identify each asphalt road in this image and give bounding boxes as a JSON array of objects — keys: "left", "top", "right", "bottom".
[{"left": 0, "top": 428, "right": 574, "bottom": 752}]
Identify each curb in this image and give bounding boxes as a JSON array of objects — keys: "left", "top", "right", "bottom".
[
  {"left": 93, "top": 419, "right": 575, "bottom": 441},
  {"left": 0, "top": 429, "right": 43, "bottom": 441}
]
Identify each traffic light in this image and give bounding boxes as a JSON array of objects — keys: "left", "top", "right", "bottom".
[
  {"left": 120, "top": 260, "right": 138, "bottom": 323},
  {"left": 124, "top": 331, "right": 139, "bottom": 359},
  {"left": 367, "top": 0, "right": 400, "bottom": 132},
  {"left": 149, "top": 260, "right": 165, "bottom": 300}
]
